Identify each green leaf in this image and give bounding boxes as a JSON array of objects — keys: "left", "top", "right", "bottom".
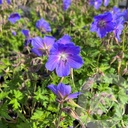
[
  {"left": 9, "top": 99, "right": 20, "bottom": 110},
  {"left": 0, "top": 92, "right": 9, "bottom": 100}
]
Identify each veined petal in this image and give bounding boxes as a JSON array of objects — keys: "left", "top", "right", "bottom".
[
  {"left": 57, "top": 34, "right": 73, "bottom": 44},
  {"left": 48, "top": 84, "right": 57, "bottom": 95},
  {"left": 67, "top": 55, "right": 84, "bottom": 69},
  {"left": 67, "top": 92, "right": 82, "bottom": 99},
  {"left": 57, "top": 83, "right": 71, "bottom": 97},
  {"left": 45, "top": 55, "right": 58, "bottom": 71},
  {"left": 31, "top": 48, "right": 43, "bottom": 56},
  {"left": 98, "top": 27, "right": 107, "bottom": 38},
  {"left": 56, "top": 60, "right": 70, "bottom": 77},
  {"left": 36, "top": 18, "right": 51, "bottom": 33},
  {"left": 65, "top": 44, "right": 80, "bottom": 55},
  {"left": 31, "top": 37, "right": 44, "bottom": 49},
  {"left": 43, "top": 36, "right": 56, "bottom": 50},
  {"left": 22, "top": 29, "right": 30, "bottom": 38}
]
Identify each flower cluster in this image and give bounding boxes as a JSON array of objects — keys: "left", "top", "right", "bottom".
[
  {"left": 90, "top": 7, "right": 128, "bottom": 41},
  {"left": 30, "top": 34, "right": 83, "bottom": 77}
]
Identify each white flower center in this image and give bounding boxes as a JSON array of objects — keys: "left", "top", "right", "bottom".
[{"left": 58, "top": 52, "right": 67, "bottom": 61}]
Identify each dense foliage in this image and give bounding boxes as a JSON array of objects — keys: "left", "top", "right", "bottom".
[{"left": 0, "top": 0, "right": 128, "bottom": 128}]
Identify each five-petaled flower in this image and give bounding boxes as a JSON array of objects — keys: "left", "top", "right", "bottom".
[
  {"left": 36, "top": 18, "right": 51, "bottom": 33},
  {"left": 45, "top": 43, "right": 83, "bottom": 77},
  {"left": 90, "top": 12, "right": 115, "bottom": 38},
  {"left": 48, "top": 83, "right": 81, "bottom": 103},
  {"left": 8, "top": 12, "right": 20, "bottom": 24},
  {"left": 31, "top": 36, "right": 55, "bottom": 56}
]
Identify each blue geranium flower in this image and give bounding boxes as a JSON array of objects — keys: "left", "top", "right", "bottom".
[
  {"left": 45, "top": 43, "right": 83, "bottom": 77},
  {"left": 63, "top": 0, "right": 71, "bottom": 11},
  {"left": 48, "top": 83, "right": 81, "bottom": 102},
  {"left": 36, "top": 18, "right": 51, "bottom": 33},
  {"left": 90, "top": 12, "right": 115, "bottom": 38},
  {"left": 8, "top": 13, "right": 20, "bottom": 24},
  {"left": 31, "top": 36, "right": 55, "bottom": 56}
]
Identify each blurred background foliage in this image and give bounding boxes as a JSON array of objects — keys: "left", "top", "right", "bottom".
[{"left": 0, "top": 0, "right": 128, "bottom": 128}]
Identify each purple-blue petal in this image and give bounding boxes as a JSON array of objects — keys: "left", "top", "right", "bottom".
[
  {"left": 22, "top": 29, "right": 30, "bottom": 38},
  {"left": 113, "top": 21, "right": 124, "bottom": 42},
  {"left": 12, "top": 31, "right": 16, "bottom": 36},
  {"left": 31, "top": 37, "right": 44, "bottom": 56},
  {"left": 89, "top": 0, "right": 102, "bottom": 10},
  {"left": 48, "top": 84, "right": 57, "bottom": 95},
  {"left": 8, "top": 13, "right": 20, "bottom": 24},
  {"left": 63, "top": 0, "right": 71, "bottom": 11},
  {"left": 36, "top": 18, "right": 51, "bottom": 33},
  {"left": 57, "top": 34, "right": 73, "bottom": 44},
  {"left": 56, "top": 60, "right": 70, "bottom": 77},
  {"left": 31, "top": 48, "right": 43, "bottom": 56},
  {"left": 45, "top": 55, "right": 58, "bottom": 71},
  {"left": 57, "top": 83, "right": 71, "bottom": 97},
  {"left": 43, "top": 36, "right": 55, "bottom": 50},
  {"left": 31, "top": 37, "right": 44, "bottom": 49},
  {"left": 104, "top": 0, "right": 110, "bottom": 6},
  {"left": 65, "top": 44, "right": 80, "bottom": 55},
  {"left": 67, "top": 55, "right": 84, "bottom": 69},
  {"left": 0, "top": 0, "right": 2, "bottom": 4},
  {"left": 67, "top": 92, "right": 82, "bottom": 99},
  {"left": 7, "top": 0, "right": 11, "bottom": 4}
]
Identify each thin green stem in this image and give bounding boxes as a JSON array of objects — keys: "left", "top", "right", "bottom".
[
  {"left": 56, "top": 103, "right": 63, "bottom": 128},
  {"left": 122, "top": 30, "right": 125, "bottom": 51}
]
